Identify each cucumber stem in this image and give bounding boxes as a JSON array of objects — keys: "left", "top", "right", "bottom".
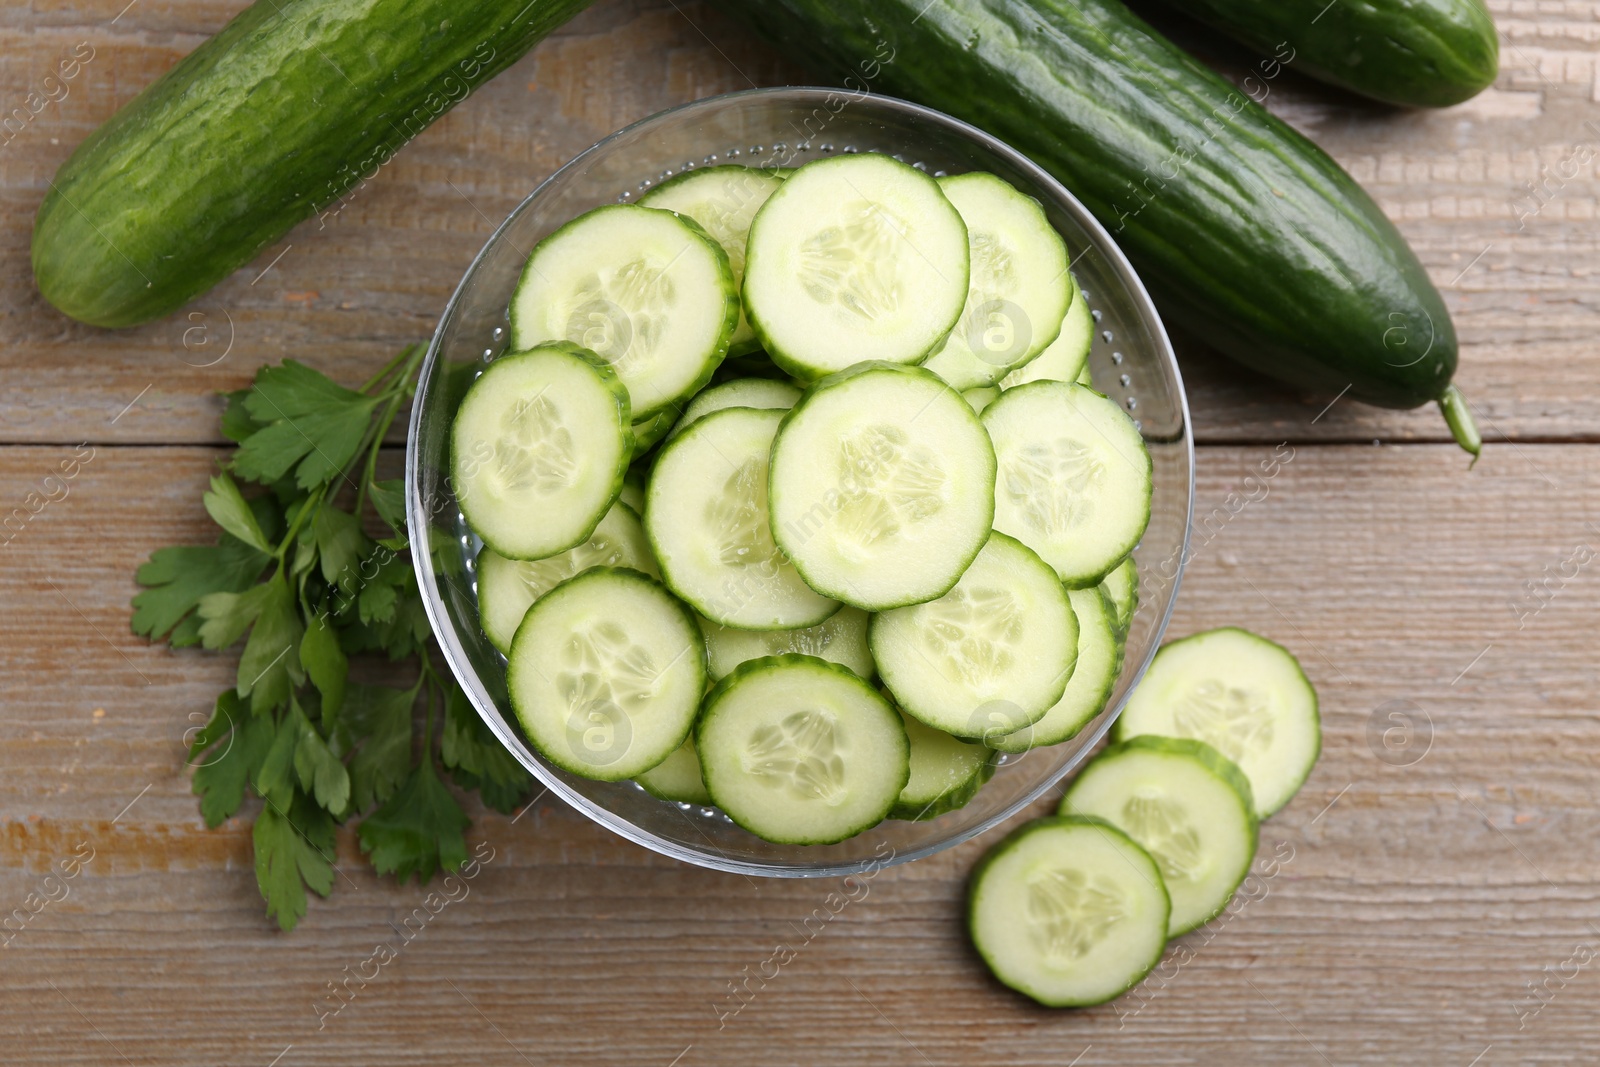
[{"left": 1438, "top": 385, "right": 1481, "bottom": 466}]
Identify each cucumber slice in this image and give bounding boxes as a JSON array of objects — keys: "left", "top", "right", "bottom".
[
  {"left": 962, "top": 386, "right": 1000, "bottom": 414},
  {"left": 969, "top": 815, "right": 1170, "bottom": 1007},
  {"left": 990, "top": 586, "right": 1121, "bottom": 752},
  {"left": 477, "top": 499, "right": 659, "bottom": 655},
  {"left": 699, "top": 606, "right": 873, "bottom": 682},
  {"left": 1114, "top": 628, "right": 1320, "bottom": 817},
  {"left": 743, "top": 154, "right": 969, "bottom": 379},
  {"left": 697, "top": 654, "right": 909, "bottom": 844},
  {"left": 509, "top": 203, "right": 738, "bottom": 417},
  {"left": 452, "top": 343, "right": 631, "bottom": 561},
  {"left": 619, "top": 467, "right": 646, "bottom": 513},
  {"left": 871, "top": 532, "right": 1077, "bottom": 738},
  {"left": 631, "top": 405, "right": 679, "bottom": 458},
  {"left": 634, "top": 734, "right": 712, "bottom": 804},
  {"left": 647, "top": 406, "right": 839, "bottom": 629},
  {"left": 1075, "top": 363, "right": 1094, "bottom": 387},
  {"left": 1100, "top": 556, "right": 1139, "bottom": 636},
  {"left": 922, "top": 171, "right": 1072, "bottom": 390},
  {"left": 670, "top": 377, "right": 801, "bottom": 439},
  {"left": 890, "top": 710, "right": 996, "bottom": 821},
  {"left": 639, "top": 165, "right": 784, "bottom": 357},
  {"left": 769, "top": 362, "right": 996, "bottom": 610},
  {"left": 983, "top": 381, "right": 1152, "bottom": 587},
  {"left": 1059, "top": 736, "right": 1258, "bottom": 936},
  {"left": 506, "top": 567, "right": 705, "bottom": 782},
  {"left": 1001, "top": 285, "right": 1092, "bottom": 389}
]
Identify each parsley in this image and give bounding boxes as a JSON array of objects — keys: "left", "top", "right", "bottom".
[{"left": 134, "top": 346, "right": 534, "bottom": 931}]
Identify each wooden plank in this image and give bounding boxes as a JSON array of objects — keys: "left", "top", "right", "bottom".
[
  {"left": 0, "top": 1, "right": 1596, "bottom": 447},
  {"left": 3, "top": 441, "right": 1598, "bottom": 1064}
]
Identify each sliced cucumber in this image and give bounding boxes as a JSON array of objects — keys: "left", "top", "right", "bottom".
[
  {"left": 922, "top": 171, "right": 1071, "bottom": 390},
  {"left": 768, "top": 362, "right": 996, "bottom": 610},
  {"left": 639, "top": 165, "right": 784, "bottom": 357},
  {"left": 477, "top": 499, "right": 659, "bottom": 655},
  {"left": 1059, "top": 736, "right": 1258, "bottom": 936},
  {"left": 1114, "top": 628, "right": 1319, "bottom": 817},
  {"left": 631, "top": 405, "right": 679, "bottom": 458},
  {"left": 670, "top": 377, "right": 801, "bottom": 438},
  {"left": 1075, "top": 363, "right": 1094, "bottom": 387},
  {"left": 871, "top": 532, "right": 1076, "bottom": 738},
  {"left": 452, "top": 343, "right": 631, "bottom": 561},
  {"left": 1001, "top": 285, "right": 1092, "bottom": 389},
  {"left": 969, "top": 815, "right": 1169, "bottom": 1007},
  {"left": 1100, "top": 556, "right": 1139, "bottom": 636},
  {"left": 697, "top": 654, "right": 909, "bottom": 844},
  {"left": 647, "top": 406, "right": 838, "bottom": 629},
  {"left": 700, "top": 605, "right": 873, "bottom": 681},
  {"left": 962, "top": 386, "right": 1000, "bottom": 414},
  {"left": 983, "top": 381, "right": 1152, "bottom": 587},
  {"left": 634, "top": 734, "right": 712, "bottom": 804},
  {"left": 509, "top": 203, "right": 738, "bottom": 417},
  {"left": 506, "top": 567, "right": 705, "bottom": 782},
  {"left": 990, "top": 586, "right": 1121, "bottom": 752},
  {"left": 743, "top": 154, "right": 969, "bottom": 378},
  {"left": 890, "top": 710, "right": 995, "bottom": 821},
  {"left": 619, "top": 467, "right": 647, "bottom": 513}
]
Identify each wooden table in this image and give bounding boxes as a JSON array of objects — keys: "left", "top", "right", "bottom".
[{"left": 2, "top": 1, "right": 1596, "bottom": 1062}]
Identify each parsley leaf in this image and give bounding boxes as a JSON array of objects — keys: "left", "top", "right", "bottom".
[
  {"left": 132, "top": 538, "right": 269, "bottom": 644},
  {"left": 341, "top": 683, "right": 414, "bottom": 812},
  {"left": 291, "top": 701, "right": 351, "bottom": 814},
  {"left": 299, "top": 615, "right": 347, "bottom": 724},
  {"left": 358, "top": 759, "right": 470, "bottom": 885},
  {"left": 234, "top": 361, "right": 379, "bottom": 489},
  {"left": 442, "top": 686, "right": 533, "bottom": 815},
  {"left": 368, "top": 478, "right": 408, "bottom": 535},
  {"left": 255, "top": 792, "right": 336, "bottom": 931},
  {"left": 202, "top": 471, "right": 272, "bottom": 554},
  {"left": 313, "top": 505, "right": 368, "bottom": 592},
  {"left": 236, "top": 576, "right": 304, "bottom": 713},
  {"left": 191, "top": 699, "right": 275, "bottom": 828}
]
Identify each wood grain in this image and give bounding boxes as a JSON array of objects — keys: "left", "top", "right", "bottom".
[{"left": 0, "top": 0, "right": 1597, "bottom": 1063}]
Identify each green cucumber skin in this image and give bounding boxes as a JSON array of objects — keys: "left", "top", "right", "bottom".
[
  {"left": 713, "top": 0, "right": 1456, "bottom": 410},
  {"left": 33, "top": 0, "right": 591, "bottom": 329},
  {"left": 889, "top": 750, "right": 996, "bottom": 821},
  {"left": 1170, "top": 0, "right": 1498, "bottom": 109}
]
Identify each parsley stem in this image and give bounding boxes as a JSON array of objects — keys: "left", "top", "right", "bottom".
[
  {"left": 354, "top": 344, "right": 427, "bottom": 517},
  {"left": 359, "top": 343, "right": 422, "bottom": 395},
  {"left": 272, "top": 484, "right": 326, "bottom": 565}
]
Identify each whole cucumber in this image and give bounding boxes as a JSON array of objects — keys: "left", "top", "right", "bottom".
[
  {"left": 1165, "top": 0, "right": 1498, "bottom": 108},
  {"left": 32, "top": 0, "right": 592, "bottom": 329},
  {"left": 713, "top": 0, "right": 1477, "bottom": 450}
]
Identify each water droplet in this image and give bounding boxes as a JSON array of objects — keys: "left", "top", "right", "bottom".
[
  {"left": 492, "top": 326, "right": 504, "bottom": 338},
  {"left": 912, "top": 161, "right": 927, "bottom": 171},
  {"left": 638, "top": 179, "right": 652, "bottom": 190},
  {"left": 1111, "top": 351, "right": 1125, "bottom": 365},
  {"left": 1101, "top": 330, "right": 1114, "bottom": 344},
  {"left": 820, "top": 143, "right": 834, "bottom": 153},
  {"left": 842, "top": 145, "right": 858, "bottom": 153},
  {"left": 704, "top": 154, "right": 718, "bottom": 164},
  {"left": 1090, "top": 308, "right": 1102, "bottom": 322},
  {"left": 1119, "top": 374, "right": 1131, "bottom": 387},
  {"left": 933, "top": 170, "right": 949, "bottom": 177},
  {"left": 772, "top": 142, "right": 787, "bottom": 152},
  {"left": 1132, "top": 419, "right": 1143, "bottom": 432},
  {"left": 728, "top": 148, "right": 742, "bottom": 157},
  {"left": 1126, "top": 397, "right": 1138, "bottom": 410}
]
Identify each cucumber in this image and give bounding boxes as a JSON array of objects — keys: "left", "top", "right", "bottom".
[
  {"left": 891, "top": 711, "right": 996, "bottom": 821},
  {"left": 1075, "top": 363, "right": 1093, "bottom": 388},
  {"left": 1164, "top": 0, "right": 1498, "bottom": 108},
  {"left": 990, "top": 586, "right": 1121, "bottom": 752},
  {"left": 1100, "top": 556, "right": 1138, "bottom": 636},
  {"left": 697, "top": 654, "right": 909, "bottom": 844},
  {"left": 451, "top": 343, "right": 631, "bottom": 561},
  {"left": 1001, "top": 287, "right": 1091, "bottom": 389},
  {"left": 506, "top": 567, "right": 705, "bottom": 782},
  {"left": 1059, "top": 736, "right": 1258, "bottom": 936},
  {"left": 968, "top": 816, "right": 1169, "bottom": 1007},
  {"left": 32, "top": 0, "right": 589, "bottom": 328},
  {"left": 634, "top": 735, "right": 712, "bottom": 804},
  {"left": 922, "top": 172, "right": 1071, "bottom": 390},
  {"left": 510, "top": 204, "right": 738, "bottom": 418},
  {"left": 476, "top": 499, "right": 658, "bottom": 654},
  {"left": 619, "top": 468, "right": 647, "bottom": 514},
  {"left": 871, "top": 532, "right": 1077, "bottom": 738},
  {"left": 670, "top": 377, "right": 801, "bottom": 439},
  {"left": 699, "top": 606, "right": 874, "bottom": 682},
  {"left": 646, "top": 406, "right": 839, "bottom": 629},
  {"left": 631, "top": 406, "right": 680, "bottom": 458},
  {"left": 768, "top": 362, "right": 996, "bottom": 610},
  {"left": 1114, "top": 627, "right": 1319, "bottom": 817},
  {"left": 639, "top": 166, "right": 785, "bottom": 356},
  {"left": 743, "top": 154, "right": 970, "bottom": 379},
  {"left": 712, "top": 0, "right": 1480, "bottom": 452},
  {"left": 962, "top": 387, "right": 1001, "bottom": 414},
  {"left": 983, "top": 382, "right": 1152, "bottom": 587}
]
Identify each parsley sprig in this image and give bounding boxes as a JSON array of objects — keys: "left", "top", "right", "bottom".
[{"left": 134, "top": 346, "right": 532, "bottom": 930}]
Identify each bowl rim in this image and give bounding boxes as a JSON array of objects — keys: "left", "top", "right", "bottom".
[{"left": 407, "top": 85, "right": 1195, "bottom": 878}]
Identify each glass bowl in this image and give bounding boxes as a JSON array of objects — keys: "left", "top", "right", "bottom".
[{"left": 407, "top": 87, "right": 1193, "bottom": 878}]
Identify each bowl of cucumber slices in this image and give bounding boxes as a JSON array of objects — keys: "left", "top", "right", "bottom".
[{"left": 407, "top": 87, "right": 1194, "bottom": 876}]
